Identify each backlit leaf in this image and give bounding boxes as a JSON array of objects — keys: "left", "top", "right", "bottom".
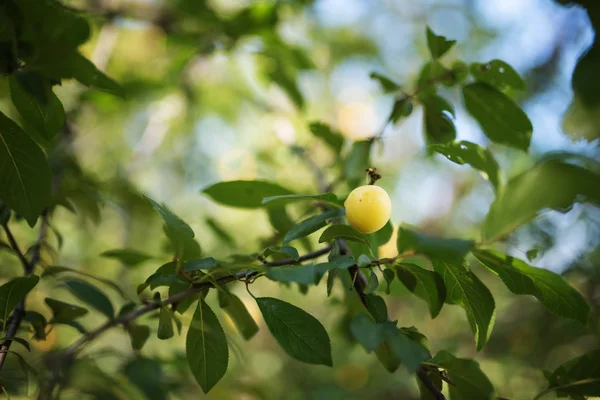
[{"left": 395, "top": 263, "right": 446, "bottom": 318}]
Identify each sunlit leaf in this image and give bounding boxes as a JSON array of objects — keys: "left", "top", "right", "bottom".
[
  {"left": 262, "top": 193, "right": 342, "bottom": 207},
  {"left": 470, "top": 59, "right": 525, "bottom": 91},
  {"left": 426, "top": 26, "right": 456, "bottom": 59},
  {"left": 217, "top": 291, "right": 258, "bottom": 340},
  {"left": 283, "top": 208, "right": 345, "bottom": 245},
  {"left": 396, "top": 226, "right": 474, "bottom": 259}
]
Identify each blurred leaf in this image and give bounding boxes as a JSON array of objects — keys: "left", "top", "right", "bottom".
[
  {"left": 147, "top": 197, "right": 196, "bottom": 256},
  {"left": 350, "top": 313, "right": 396, "bottom": 352},
  {"left": 365, "top": 294, "right": 388, "bottom": 323},
  {"left": 267, "top": 205, "right": 295, "bottom": 233},
  {"left": 470, "top": 60, "right": 525, "bottom": 90},
  {"left": 422, "top": 94, "right": 456, "bottom": 145},
  {"left": 319, "top": 224, "right": 369, "bottom": 245},
  {"left": 217, "top": 291, "right": 259, "bottom": 340},
  {"left": 266, "top": 255, "right": 354, "bottom": 284},
  {"left": 183, "top": 257, "right": 218, "bottom": 272},
  {"left": 426, "top": 26, "right": 456, "bottom": 59},
  {"left": 364, "top": 271, "right": 379, "bottom": 294},
  {"left": 417, "top": 61, "right": 449, "bottom": 93},
  {"left": 205, "top": 217, "right": 235, "bottom": 245},
  {"left": 387, "top": 329, "right": 430, "bottom": 373},
  {"left": 370, "top": 72, "right": 401, "bottom": 93},
  {"left": 473, "top": 250, "right": 590, "bottom": 325},
  {"left": 389, "top": 97, "right": 414, "bottom": 124},
  {"left": 157, "top": 306, "right": 174, "bottom": 340},
  {"left": 357, "top": 254, "right": 371, "bottom": 268},
  {"left": 482, "top": 160, "right": 600, "bottom": 242},
  {"left": 9, "top": 72, "right": 65, "bottom": 140},
  {"left": 127, "top": 324, "right": 150, "bottom": 351},
  {"left": 345, "top": 140, "right": 373, "bottom": 186},
  {"left": 370, "top": 220, "right": 394, "bottom": 248},
  {"left": 462, "top": 82, "right": 532, "bottom": 151},
  {"left": 257, "top": 297, "right": 332, "bottom": 366},
  {"left": 536, "top": 349, "right": 600, "bottom": 399},
  {"left": 0, "top": 276, "right": 39, "bottom": 324},
  {"left": 263, "top": 246, "right": 299, "bottom": 261},
  {"left": 0, "top": 112, "right": 52, "bottom": 227},
  {"left": 42, "top": 266, "right": 128, "bottom": 299},
  {"left": 100, "top": 249, "right": 153, "bottom": 267},
  {"left": 326, "top": 270, "right": 336, "bottom": 297},
  {"left": 23, "top": 311, "right": 47, "bottom": 340},
  {"left": 375, "top": 340, "right": 401, "bottom": 373},
  {"left": 432, "top": 259, "right": 495, "bottom": 351},
  {"left": 0, "top": 336, "right": 30, "bottom": 351},
  {"left": 283, "top": 208, "right": 345, "bottom": 245},
  {"left": 309, "top": 122, "right": 344, "bottom": 154},
  {"left": 396, "top": 226, "right": 474, "bottom": 259},
  {"left": 203, "top": 180, "right": 293, "bottom": 208},
  {"left": 427, "top": 350, "right": 496, "bottom": 399},
  {"left": 63, "top": 278, "right": 114, "bottom": 319},
  {"left": 395, "top": 263, "right": 446, "bottom": 318},
  {"left": 45, "top": 297, "right": 88, "bottom": 323},
  {"left": 262, "top": 192, "right": 342, "bottom": 207},
  {"left": 186, "top": 299, "right": 229, "bottom": 394},
  {"left": 430, "top": 141, "right": 500, "bottom": 191},
  {"left": 169, "top": 281, "right": 198, "bottom": 314},
  {"left": 123, "top": 357, "right": 167, "bottom": 400},
  {"left": 382, "top": 269, "right": 395, "bottom": 294},
  {"left": 418, "top": 369, "right": 443, "bottom": 400}
]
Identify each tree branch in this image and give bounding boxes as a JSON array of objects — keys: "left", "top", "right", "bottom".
[{"left": 418, "top": 367, "right": 446, "bottom": 400}]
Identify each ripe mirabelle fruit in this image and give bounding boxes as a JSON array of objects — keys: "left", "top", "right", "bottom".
[{"left": 344, "top": 185, "right": 391, "bottom": 234}]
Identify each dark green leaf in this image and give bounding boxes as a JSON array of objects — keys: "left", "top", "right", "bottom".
[
  {"left": 263, "top": 246, "right": 299, "bottom": 261},
  {"left": 417, "top": 61, "right": 449, "bottom": 93},
  {"left": 205, "top": 217, "right": 235, "bottom": 245},
  {"left": 9, "top": 72, "right": 65, "bottom": 140},
  {"left": 382, "top": 268, "right": 395, "bottom": 295},
  {"left": 218, "top": 292, "right": 259, "bottom": 340},
  {"left": 256, "top": 297, "right": 332, "bottom": 366},
  {"left": 470, "top": 60, "right": 525, "bottom": 91},
  {"left": 357, "top": 254, "right": 371, "bottom": 268},
  {"left": 186, "top": 299, "right": 229, "bottom": 393},
  {"left": 326, "top": 270, "right": 336, "bottom": 297},
  {"left": 63, "top": 278, "right": 114, "bottom": 319},
  {"left": 375, "top": 339, "right": 401, "bottom": 373},
  {"left": 365, "top": 294, "right": 388, "bottom": 323},
  {"left": 389, "top": 97, "right": 414, "bottom": 124},
  {"left": 430, "top": 141, "right": 500, "bottom": 191},
  {"left": 309, "top": 122, "right": 344, "bottom": 154},
  {"left": 370, "top": 72, "right": 401, "bottom": 93},
  {"left": 370, "top": 220, "right": 394, "bottom": 247},
  {"left": 0, "top": 275, "right": 39, "bottom": 324},
  {"left": 473, "top": 250, "right": 590, "bottom": 325},
  {"left": 427, "top": 350, "right": 496, "bottom": 399},
  {"left": 345, "top": 140, "right": 373, "bottom": 186},
  {"left": 482, "top": 160, "right": 600, "bottom": 242},
  {"left": 24, "top": 311, "right": 47, "bottom": 340},
  {"left": 183, "top": 257, "right": 218, "bottom": 272},
  {"left": 0, "top": 336, "right": 30, "bottom": 351},
  {"left": 395, "top": 263, "right": 446, "bottom": 318},
  {"left": 426, "top": 26, "right": 456, "bottom": 59},
  {"left": 45, "top": 297, "right": 88, "bottom": 323},
  {"left": 418, "top": 369, "right": 443, "bottom": 400},
  {"left": 100, "top": 249, "right": 153, "bottom": 267},
  {"left": 319, "top": 224, "right": 369, "bottom": 245},
  {"left": 422, "top": 94, "right": 456, "bottom": 145},
  {"left": 262, "top": 193, "right": 342, "bottom": 208},
  {"left": 350, "top": 313, "right": 395, "bottom": 352},
  {"left": 147, "top": 197, "right": 196, "bottom": 255},
  {"left": 157, "top": 306, "right": 174, "bottom": 340},
  {"left": 462, "top": 82, "right": 532, "bottom": 151},
  {"left": 396, "top": 226, "right": 474, "bottom": 259},
  {"left": 364, "top": 271, "right": 379, "bottom": 294},
  {"left": 536, "top": 349, "right": 600, "bottom": 399},
  {"left": 283, "top": 208, "right": 345, "bottom": 245},
  {"left": 41, "top": 266, "right": 128, "bottom": 299},
  {"left": 169, "top": 281, "right": 198, "bottom": 314},
  {"left": 266, "top": 255, "right": 354, "bottom": 284},
  {"left": 203, "top": 180, "right": 293, "bottom": 208},
  {"left": 432, "top": 259, "right": 495, "bottom": 351},
  {"left": 387, "top": 329, "right": 430, "bottom": 373},
  {"left": 0, "top": 112, "right": 52, "bottom": 227}
]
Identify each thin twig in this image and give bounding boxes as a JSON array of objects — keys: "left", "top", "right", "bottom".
[{"left": 418, "top": 367, "right": 446, "bottom": 400}]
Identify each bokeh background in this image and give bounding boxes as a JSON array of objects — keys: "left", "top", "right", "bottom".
[{"left": 1, "top": 0, "right": 600, "bottom": 399}]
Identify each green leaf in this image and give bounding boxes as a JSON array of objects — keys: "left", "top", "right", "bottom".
[
  {"left": 63, "top": 278, "right": 114, "bottom": 319},
  {"left": 262, "top": 193, "right": 343, "bottom": 208},
  {"left": 364, "top": 271, "right": 379, "bottom": 294},
  {"left": 389, "top": 97, "right": 414, "bottom": 124},
  {"left": 205, "top": 217, "right": 235, "bottom": 245},
  {"left": 386, "top": 329, "right": 430, "bottom": 373},
  {"left": 309, "top": 122, "right": 344, "bottom": 154},
  {"left": 45, "top": 297, "right": 88, "bottom": 323},
  {"left": 482, "top": 160, "right": 600, "bottom": 242},
  {"left": 217, "top": 291, "right": 259, "bottom": 340},
  {"left": 365, "top": 294, "right": 388, "bottom": 323},
  {"left": 319, "top": 224, "right": 369, "bottom": 245},
  {"left": 326, "top": 270, "right": 336, "bottom": 297},
  {"left": 157, "top": 306, "right": 174, "bottom": 340},
  {"left": 462, "top": 82, "right": 532, "bottom": 151},
  {"left": 263, "top": 246, "right": 299, "bottom": 261},
  {"left": 430, "top": 141, "right": 500, "bottom": 191},
  {"left": 266, "top": 255, "right": 354, "bottom": 284},
  {"left": 370, "top": 220, "right": 394, "bottom": 248},
  {"left": 256, "top": 297, "right": 332, "bottom": 366},
  {"left": 422, "top": 94, "right": 456, "bottom": 145},
  {"left": 470, "top": 60, "right": 525, "bottom": 91},
  {"left": 127, "top": 324, "right": 150, "bottom": 351},
  {"left": 417, "top": 61, "right": 449, "bottom": 93},
  {"left": 0, "top": 336, "right": 30, "bottom": 351},
  {"left": 183, "top": 257, "right": 218, "bottom": 272},
  {"left": 100, "top": 249, "right": 153, "bottom": 267},
  {"left": 41, "top": 266, "right": 128, "bottom": 299},
  {"left": 370, "top": 72, "right": 401, "bottom": 93},
  {"left": 203, "top": 180, "right": 293, "bottom": 208},
  {"left": 186, "top": 299, "right": 229, "bottom": 394},
  {"left": 375, "top": 340, "right": 401, "bottom": 373},
  {"left": 535, "top": 349, "right": 600, "bottom": 399},
  {"left": 24, "top": 311, "right": 47, "bottom": 340},
  {"left": 169, "top": 281, "right": 198, "bottom": 314},
  {"left": 0, "top": 112, "right": 52, "bottom": 227},
  {"left": 0, "top": 275, "right": 39, "bottom": 325},
  {"left": 283, "top": 208, "right": 345, "bottom": 245},
  {"left": 357, "top": 254, "right": 371, "bottom": 268},
  {"left": 432, "top": 259, "right": 495, "bottom": 351},
  {"left": 9, "top": 72, "right": 65, "bottom": 140},
  {"left": 427, "top": 350, "right": 496, "bottom": 399},
  {"left": 382, "top": 269, "right": 395, "bottom": 294},
  {"left": 147, "top": 197, "right": 196, "bottom": 255},
  {"left": 350, "top": 313, "right": 390, "bottom": 352},
  {"left": 426, "top": 26, "right": 456, "bottom": 59},
  {"left": 395, "top": 263, "right": 446, "bottom": 318},
  {"left": 473, "top": 250, "right": 590, "bottom": 325},
  {"left": 345, "top": 140, "right": 373, "bottom": 186},
  {"left": 396, "top": 226, "right": 474, "bottom": 259}
]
